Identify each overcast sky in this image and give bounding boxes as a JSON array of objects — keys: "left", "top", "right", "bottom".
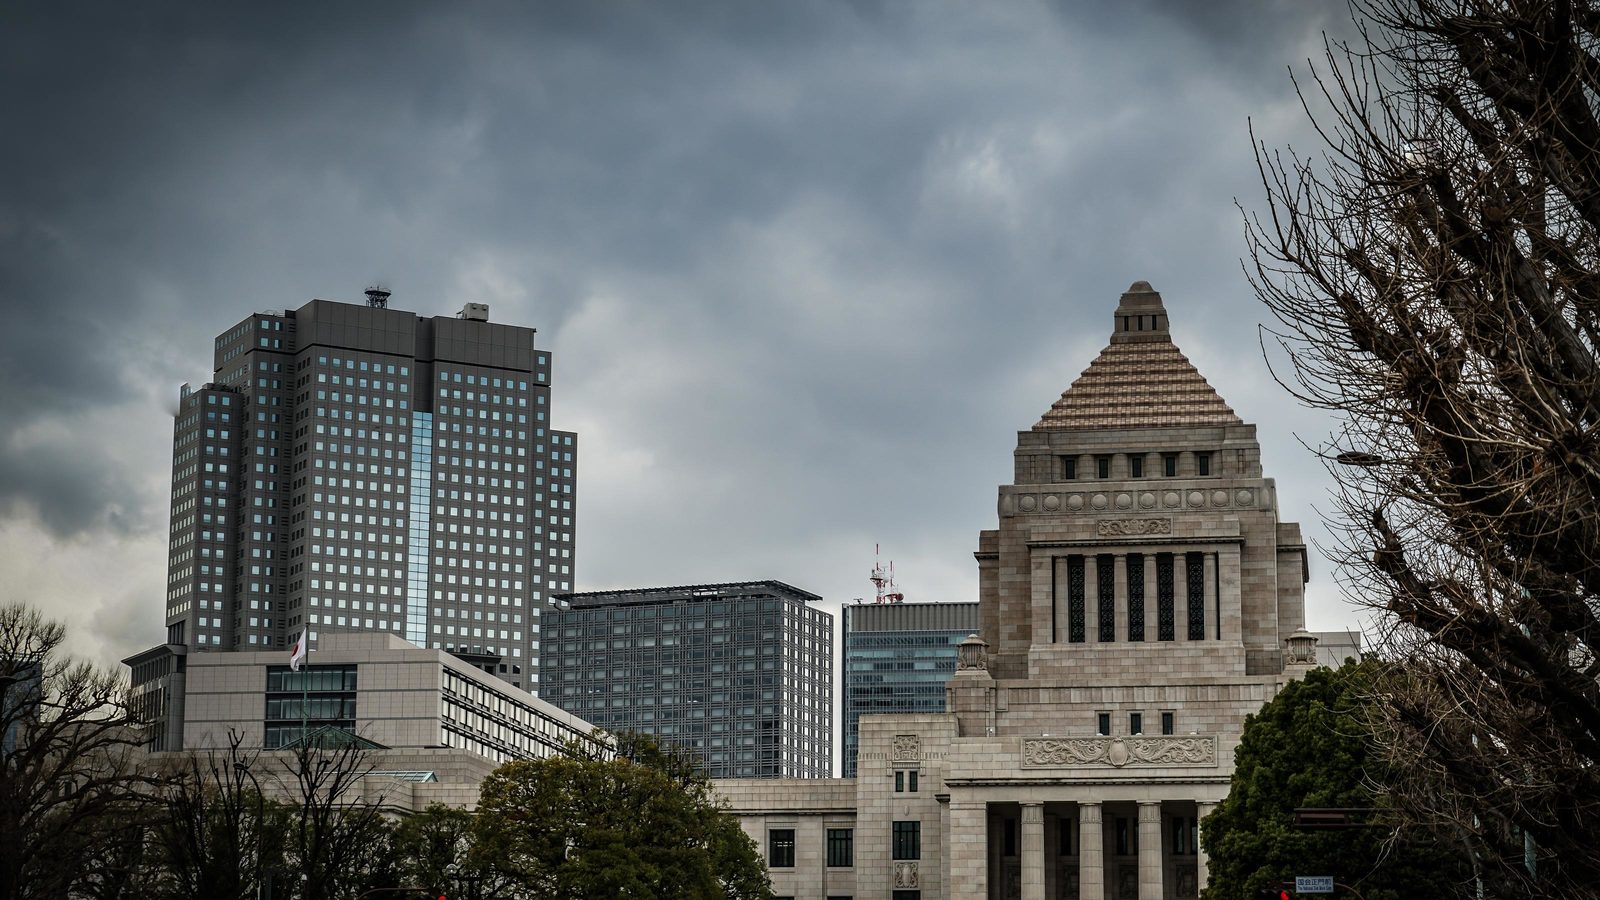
[{"left": 0, "top": 1, "right": 1364, "bottom": 677}]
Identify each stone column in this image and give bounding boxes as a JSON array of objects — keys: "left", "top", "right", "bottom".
[
  {"left": 1203, "top": 553, "right": 1218, "bottom": 640},
  {"left": 1196, "top": 801, "right": 1219, "bottom": 893},
  {"left": 1113, "top": 553, "right": 1129, "bottom": 642},
  {"left": 1021, "top": 802, "right": 1045, "bottom": 900},
  {"left": 1137, "top": 800, "right": 1164, "bottom": 900},
  {"left": 1218, "top": 544, "right": 1243, "bottom": 644},
  {"left": 1033, "top": 552, "right": 1056, "bottom": 647},
  {"left": 1139, "top": 550, "right": 1152, "bottom": 640},
  {"left": 1079, "top": 802, "right": 1104, "bottom": 900},
  {"left": 1173, "top": 555, "right": 1189, "bottom": 642},
  {"left": 1084, "top": 555, "right": 1100, "bottom": 643},
  {"left": 949, "top": 798, "right": 989, "bottom": 898}
]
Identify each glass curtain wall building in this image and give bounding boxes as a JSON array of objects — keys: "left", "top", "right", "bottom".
[
  {"left": 841, "top": 601, "right": 978, "bottom": 777},
  {"left": 160, "top": 293, "right": 575, "bottom": 691},
  {"left": 544, "top": 582, "right": 833, "bottom": 778}
]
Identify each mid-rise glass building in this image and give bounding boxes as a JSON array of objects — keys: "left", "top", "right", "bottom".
[
  {"left": 840, "top": 600, "right": 978, "bottom": 777},
  {"left": 544, "top": 582, "right": 833, "bottom": 778}
]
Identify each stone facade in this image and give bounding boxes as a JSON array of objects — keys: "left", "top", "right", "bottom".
[{"left": 714, "top": 282, "right": 1318, "bottom": 900}]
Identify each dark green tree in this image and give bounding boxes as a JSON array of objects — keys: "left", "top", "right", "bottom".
[
  {"left": 392, "top": 803, "right": 516, "bottom": 900},
  {"left": 474, "top": 732, "right": 772, "bottom": 900},
  {"left": 1202, "top": 662, "right": 1466, "bottom": 900}
]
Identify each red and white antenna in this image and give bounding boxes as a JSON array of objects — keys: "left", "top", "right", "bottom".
[{"left": 871, "top": 543, "right": 905, "bottom": 604}]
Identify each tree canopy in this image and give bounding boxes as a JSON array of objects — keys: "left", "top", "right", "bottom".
[
  {"left": 1247, "top": 0, "right": 1600, "bottom": 892},
  {"left": 474, "top": 732, "right": 771, "bottom": 900},
  {"left": 1203, "top": 662, "right": 1463, "bottom": 900}
]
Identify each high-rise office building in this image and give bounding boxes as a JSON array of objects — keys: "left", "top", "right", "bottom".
[
  {"left": 162, "top": 292, "right": 575, "bottom": 690},
  {"left": 543, "top": 582, "right": 833, "bottom": 778},
  {"left": 840, "top": 600, "right": 978, "bottom": 777}
]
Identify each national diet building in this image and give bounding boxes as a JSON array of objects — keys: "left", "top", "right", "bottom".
[{"left": 715, "top": 282, "right": 1321, "bottom": 900}]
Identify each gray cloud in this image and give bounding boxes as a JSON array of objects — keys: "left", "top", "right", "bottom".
[{"left": 0, "top": 1, "right": 1364, "bottom": 670}]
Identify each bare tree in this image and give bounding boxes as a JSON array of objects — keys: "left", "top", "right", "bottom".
[
  {"left": 0, "top": 604, "right": 152, "bottom": 900},
  {"left": 280, "top": 737, "right": 397, "bottom": 900},
  {"left": 144, "top": 732, "right": 287, "bottom": 900},
  {"left": 1247, "top": 0, "right": 1600, "bottom": 894}
]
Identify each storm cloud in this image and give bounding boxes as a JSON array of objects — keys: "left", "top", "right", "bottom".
[{"left": 0, "top": 1, "right": 1361, "bottom": 682}]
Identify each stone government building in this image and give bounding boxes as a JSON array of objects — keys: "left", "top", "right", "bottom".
[{"left": 715, "top": 282, "right": 1322, "bottom": 900}]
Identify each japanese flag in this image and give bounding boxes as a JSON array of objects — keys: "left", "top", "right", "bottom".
[{"left": 289, "top": 629, "right": 308, "bottom": 672}]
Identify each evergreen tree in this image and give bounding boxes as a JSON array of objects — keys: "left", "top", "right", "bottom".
[{"left": 1203, "top": 662, "right": 1466, "bottom": 900}]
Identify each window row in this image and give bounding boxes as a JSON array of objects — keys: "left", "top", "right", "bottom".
[
  {"left": 1060, "top": 450, "right": 1213, "bottom": 480},
  {"left": 1094, "top": 710, "right": 1178, "bottom": 736}
]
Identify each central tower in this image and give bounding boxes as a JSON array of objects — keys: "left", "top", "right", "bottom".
[{"left": 972, "top": 280, "right": 1307, "bottom": 686}]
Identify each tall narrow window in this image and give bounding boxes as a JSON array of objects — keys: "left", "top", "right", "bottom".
[
  {"left": 1097, "top": 554, "right": 1116, "bottom": 643},
  {"left": 1096, "top": 456, "right": 1111, "bottom": 479},
  {"left": 1067, "top": 556, "right": 1086, "bottom": 643},
  {"left": 1126, "top": 553, "right": 1146, "bottom": 642},
  {"left": 1196, "top": 452, "right": 1211, "bottom": 476},
  {"left": 1172, "top": 817, "right": 1198, "bottom": 855},
  {"left": 826, "top": 828, "right": 854, "bottom": 867},
  {"left": 1130, "top": 456, "right": 1144, "bottom": 478},
  {"left": 1097, "top": 712, "right": 1111, "bottom": 735},
  {"left": 1063, "top": 457, "right": 1077, "bottom": 480},
  {"left": 769, "top": 829, "right": 796, "bottom": 868},
  {"left": 1163, "top": 454, "right": 1177, "bottom": 477},
  {"left": 1130, "top": 712, "right": 1143, "bottom": 734},
  {"left": 1161, "top": 711, "right": 1175, "bottom": 735},
  {"left": 1115, "top": 818, "right": 1138, "bottom": 856},
  {"left": 1156, "top": 554, "right": 1176, "bottom": 641},
  {"left": 1186, "top": 552, "right": 1206, "bottom": 640},
  {"left": 892, "top": 821, "right": 922, "bottom": 860},
  {"left": 895, "top": 770, "right": 905, "bottom": 792}
]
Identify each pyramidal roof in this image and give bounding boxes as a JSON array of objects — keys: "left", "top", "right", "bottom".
[{"left": 1034, "top": 281, "right": 1242, "bottom": 431}]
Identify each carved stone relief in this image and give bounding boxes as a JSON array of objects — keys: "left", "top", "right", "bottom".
[
  {"left": 1096, "top": 518, "right": 1172, "bottom": 537},
  {"left": 1019, "top": 735, "right": 1216, "bottom": 768},
  {"left": 891, "top": 734, "right": 921, "bottom": 761}
]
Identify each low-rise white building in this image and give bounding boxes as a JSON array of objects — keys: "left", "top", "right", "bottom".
[{"left": 125, "top": 632, "right": 602, "bottom": 809}]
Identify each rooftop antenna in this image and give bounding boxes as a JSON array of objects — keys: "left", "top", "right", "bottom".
[
  {"left": 364, "top": 286, "right": 391, "bottom": 309},
  {"left": 871, "top": 543, "right": 905, "bottom": 604}
]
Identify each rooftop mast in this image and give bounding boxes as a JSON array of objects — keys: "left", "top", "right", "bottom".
[{"left": 870, "top": 543, "right": 905, "bottom": 604}]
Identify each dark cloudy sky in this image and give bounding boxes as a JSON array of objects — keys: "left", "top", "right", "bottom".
[{"left": 1, "top": 1, "right": 1362, "bottom": 673}]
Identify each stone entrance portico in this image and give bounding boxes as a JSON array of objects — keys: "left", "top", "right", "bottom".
[
  {"left": 716, "top": 282, "right": 1320, "bottom": 900},
  {"left": 946, "top": 789, "right": 1221, "bottom": 900}
]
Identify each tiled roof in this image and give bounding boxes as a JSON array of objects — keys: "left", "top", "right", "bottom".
[{"left": 1034, "top": 282, "right": 1241, "bottom": 431}]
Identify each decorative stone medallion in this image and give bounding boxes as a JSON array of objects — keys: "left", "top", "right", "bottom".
[
  {"left": 1020, "top": 736, "right": 1217, "bottom": 768},
  {"left": 1019, "top": 495, "right": 1037, "bottom": 511},
  {"left": 1163, "top": 491, "right": 1181, "bottom": 508},
  {"left": 1067, "top": 494, "right": 1085, "bottom": 510},
  {"left": 894, "top": 862, "right": 919, "bottom": 888},
  {"left": 1091, "top": 493, "right": 1109, "bottom": 510},
  {"left": 1043, "top": 494, "right": 1061, "bottom": 511},
  {"left": 1138, "top": 492, "right": 1156, "bottom": 509},
  {"left": 1236, "top": 489, "right": 1254, "bottom": 506},
  {"left": 891, "top": 734, "right": 921, "bottom": 761},
  {"left": 1096, "top": 518, "right": 1172, "bottom": 537}
]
